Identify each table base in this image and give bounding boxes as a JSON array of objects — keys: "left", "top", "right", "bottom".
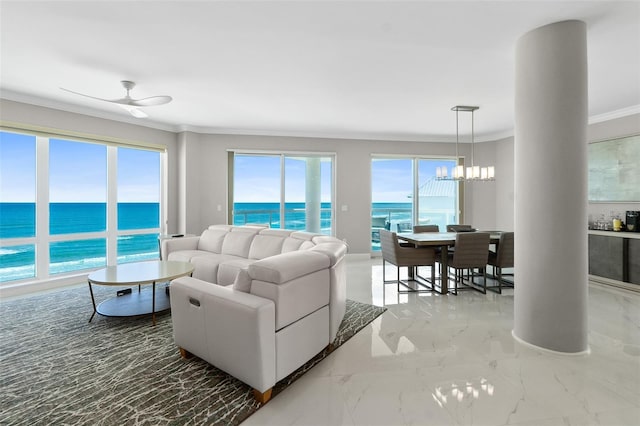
[
  {"left": 90, "top": 284, "right": 170, "bottom": 325},
  {"left": 97, "top": 287, "right": 170, "bottom": 316}
]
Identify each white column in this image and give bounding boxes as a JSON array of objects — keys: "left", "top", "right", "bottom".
[
  {"left": 305, "top": 158, "right": 321, "bottom": 233},
  {"left": 514, "top": 20, "right": 589, "bottom": 353}
]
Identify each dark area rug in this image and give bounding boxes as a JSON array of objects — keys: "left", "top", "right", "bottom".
[{"left": 0, "top": 284, "right": 386, "bottom": 425}]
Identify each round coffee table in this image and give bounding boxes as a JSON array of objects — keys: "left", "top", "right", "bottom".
[{"left": 87, "top": 260, "right": 194, "bottom": 325}]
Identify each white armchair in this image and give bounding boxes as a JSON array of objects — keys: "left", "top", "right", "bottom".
[{"left": 170, "top": 245, "right": 347, "bottom": 403}]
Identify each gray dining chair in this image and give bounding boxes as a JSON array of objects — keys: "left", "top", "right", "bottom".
[
  {"left": 446, "top": 224, "right": 474, "bottom": 232},
  {"left": 412, "top": 224, "right": 441, "bottom": 278},
  {"left": 397, "top": 222, "right": 413, "bottom": 233},
  {"left": 487, "top": 231, "right": 514, "bottom": 294},
  {"left": 447, "top": 232, "right": 490, "bottom": 294},
  {"left": 413, "top": 225, "right": 439, "bottom": 233},
  {"left": 380, "top": 229, "right": 437, "bottom": 293}
]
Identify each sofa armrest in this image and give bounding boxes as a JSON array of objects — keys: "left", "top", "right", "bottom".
[
  {"left": 170, "top": 276, "right": 276, "bottom": 393},
  {"left": 248, "top": 250, "right": 329, "bottom": 284},
  {"left": 310, "top": 242, "right": 348, "bottom": 266},
  {"left": 161, "top": 236, "right": 200, "bottom": 259}
]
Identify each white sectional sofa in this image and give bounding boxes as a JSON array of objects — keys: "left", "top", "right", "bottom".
[{"left": 163, "top": 225, "right": 348, "bottom": 403}]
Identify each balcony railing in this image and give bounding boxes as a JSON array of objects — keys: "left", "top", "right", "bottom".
[{"left": 233, "top": 206, "right": 333, "bottom": 233}]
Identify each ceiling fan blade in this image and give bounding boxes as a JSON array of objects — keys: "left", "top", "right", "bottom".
[
  {"left": 118, "top": 104, "right": 148, "bottom": 118},
  {"left": 60, "top": 87, "right": 126, "bottom": 104},
  {"left": 128, "top": 96, "right": 173, "bottom": 107},
  {"left": 60, "top": 82, "right": 171, "bottom": 112}
]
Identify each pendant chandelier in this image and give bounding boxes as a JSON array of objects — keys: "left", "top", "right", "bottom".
[{"left": 436, "top": 105, "right": 495, "bottom": 181}]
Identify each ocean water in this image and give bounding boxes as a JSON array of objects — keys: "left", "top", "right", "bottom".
[
  {"left": 0, "top": 202, "right": 159, "bottom": 282},
  {"left": 233, "top": 202, "right": 334, "bottom": 231},
  {"left": 1, "top": 201, "right": 414, "bottom": 282}
]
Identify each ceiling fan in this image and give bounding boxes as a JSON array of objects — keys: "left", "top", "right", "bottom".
[{"left": 60, "top": 80, "right": 172, "bottom": 118}]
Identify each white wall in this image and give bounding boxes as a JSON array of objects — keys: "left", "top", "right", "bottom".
[
  {"left": 494, "top": 136, "right": 516, "bottom": 231},
  {"left": 465, "top": 140, "right": 498, "bottom": 230}
]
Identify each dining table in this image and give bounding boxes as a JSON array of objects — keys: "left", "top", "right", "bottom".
[{"left": 396, "top": 231, "right": 502, "bottom": 294}]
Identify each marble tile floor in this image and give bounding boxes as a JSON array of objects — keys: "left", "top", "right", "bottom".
[{"left": 244, "top": 256, "right": 640, "bottom": 426}]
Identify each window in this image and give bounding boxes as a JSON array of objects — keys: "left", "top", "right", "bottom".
[
  {"left": 417, "top": 159, "right": 459, "bottom": 228},
  {"left": 230, "top": 152, "right": 334, "bottom": 234},
  {"left": 371, "top": 156, "right": 460, "bottom": 251},
  {"left": 117, "top": 147, "right": 161, "bottom": 263},
  {"left": 49, "top": 139, "right": 107, "bottom": 274},
  {"left": 0, "top": 129, "right": 164, "bottom": 284},
  {"left": 0, "top": 132, "right": 36, "bottom": 282}
]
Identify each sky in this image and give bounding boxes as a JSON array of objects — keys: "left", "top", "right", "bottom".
[
  {"left": 233, "top": 154, "right": 333, "bottom": 203},
  {"left": 371, "top": 158, "right": 456, "bottom": 202},
  {"left": 234, "top": 155, "right": 456, "bottom": 204},
  {"left": 0, "top": 131, "right": 160, "bottom": 203},
  {"left": 1, "top": 130, "right": 455, "bottom": 204},
  {"left": 0, "top": 132, "right": 36, "bottom": 202}
]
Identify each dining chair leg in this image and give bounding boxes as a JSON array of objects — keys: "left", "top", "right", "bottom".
[
  {"left": 481, "top": 268, "right": 487, "bottom": 294},
  {"left": 382, "top": 259, "right": 395, "bottom": 284},
  {"left": 454, "top": 267, "right": 460, "bottom": 295},
  {"left": 453, "top": 267, "right": 457, "bottom": 295}
]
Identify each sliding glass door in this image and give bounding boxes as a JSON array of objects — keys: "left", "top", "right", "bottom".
[
  {"left": 417, "top": 159, "right": 459, "bottom": 228},
  {"left": 371, "top": 158, "right": 413, "bottom": 246},
  {"left": 232, "top": 155, "right": 282, "bottom": 227},
  {"left": 231, "top": 153, "right": 334, "bottom": 234},
  {"left": 371, "top": 156, "right": 460, "bottom": 251}
]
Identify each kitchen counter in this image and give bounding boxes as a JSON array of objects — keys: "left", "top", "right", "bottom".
[
  {"left": 588, "top": 229, "right": 640, "bottom": 239},
  {"left": 588, "top": 231, "right": 640, "bottom": 292}
]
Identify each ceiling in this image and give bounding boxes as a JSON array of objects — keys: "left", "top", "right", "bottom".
[{"left": 1, "top": 1, "right": 639, "bottom": 142}]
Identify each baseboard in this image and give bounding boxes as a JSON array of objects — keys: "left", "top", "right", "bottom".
[
  {"left": 345, "top": 253, "right": 372, "bottom": 261},
  {"left": 0, "top": 274, "right": 87, "bottom": 299},
  {"left": 589, "top": 275, "right": 640, "bottom": 293}
]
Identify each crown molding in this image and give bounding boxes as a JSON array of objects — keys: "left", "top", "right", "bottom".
[
  {"left": 3, "top": 90, "right": 638, "bottom": 144},
  {"left": 0, "top": 90, "right": 177, "bottom": 133},
  {"left": 589, "top": 104, "right": 640, "bottom": 124}
]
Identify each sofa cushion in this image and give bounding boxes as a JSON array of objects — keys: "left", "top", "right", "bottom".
[
  {"left": 232, "top": 268, "right": 253, "bottom": 293},
  {"left": 312, "top": 235, "right": 340, "bottom": 245},
  {"left": 300, "top": 241, "right": 315, "bottom": 250},
  {"left": 191, "top": 253, "right": 238, "bottom": 283},
  {"left": 289, "top": 231, "right": 316, "bottom": 242},
  {"left": 221, "top": 232, "right": 255, "bottom": 257},
  {"left": 231, "top": 225, "right": 265, "bottom": 234},
  {"left": 259, "top": 229, "right": 294, "bottom": 238},
  {"left": 208, "top": 224, "right": 234, "bottom": 231},
  {"left": 168, "top": 250, "right": 211, "bottom": 263},
  {"left": 249, "top": 235, "right": 285, "bottom": 260},
  {"left": 282, "top": 237, "right": 305, "bottom": 253},
  {"left": 198, "top": 228, "right": 228, "bottom": 253},
  {"left": 217, "top": 258, "right": 257, "bottom": 286}
]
